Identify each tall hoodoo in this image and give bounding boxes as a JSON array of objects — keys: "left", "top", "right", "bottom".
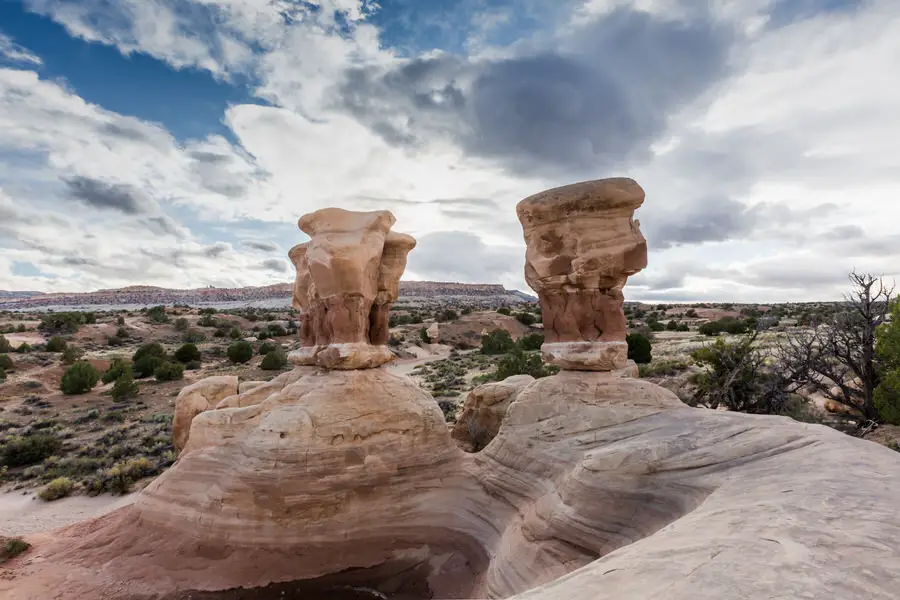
[
  {"left": 289, "top": 207, "right": 416, "bottom": 369},
  {"left": 516, "top": 177, "right": 647, "bottom": 371}
]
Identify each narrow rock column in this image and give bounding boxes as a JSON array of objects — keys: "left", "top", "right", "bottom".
[
  {"left": 289, "top": 208, "right": 416, "bottom": 369},
  {"left": 516, "top": 178, "right": 647, "bottom": 371}
]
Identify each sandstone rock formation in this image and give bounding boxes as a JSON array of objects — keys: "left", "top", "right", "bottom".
[
  {"left": 7, "top": 369, "right": 900, "bottom": 600},
  {"left": 516, "top": 178, "right": 647, "bottom": 371},
  {"left": 289, "top": 208, "right": 416, "bottom": 369},
  {"left": 452, "top": 375, "right": 534, "bottom": 452},
  {"left": 172, "top": 376, "right": 238, "bottom": 450}
]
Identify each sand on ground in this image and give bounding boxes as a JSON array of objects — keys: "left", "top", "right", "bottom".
[{"left": 0, "top": 492, "right": 134, "bottom": 537}]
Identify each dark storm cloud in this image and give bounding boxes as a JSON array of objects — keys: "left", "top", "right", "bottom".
[
  {"left": 647, "top": 198, "right": 754, "bottom": 249},
  {"left": 335, "top": 8, "right": 733, "bottom": 176},
  {"left": 63, "top": 176, "right": 155, "bottom": 214},
  {"left": 242, "top": 240, "right": 280, "bottom": 252},
  {"left": 258, "top": 258, "right": 289, "bottom": 272},
  {"left": 204, "top": 242, "right": 231, "bottom": 258}
]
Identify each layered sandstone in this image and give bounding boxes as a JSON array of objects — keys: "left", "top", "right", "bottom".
[
  {"left": 6, "top": 369, "right": 900, "bottom": 600},
  {"left": 516, "top": 178, "right": 647, "bottom": 371},
  {"left": 289, "top": 208, "right": 416, "bottom": 369},
  {"left": 451, "top": 375, "right": 535, "bottom": 452}
]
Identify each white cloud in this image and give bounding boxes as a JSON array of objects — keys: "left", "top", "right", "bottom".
[{"left": 0, "top": 32, "right": 42, "bottom": 66}]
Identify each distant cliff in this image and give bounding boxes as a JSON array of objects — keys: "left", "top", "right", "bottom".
[{"left": 0, "top": 281, "right": 535, "bottom": 310}]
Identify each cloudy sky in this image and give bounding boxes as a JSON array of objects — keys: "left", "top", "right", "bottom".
[{"left": 0, "top": 0, "right": 897, "bottom": 302}]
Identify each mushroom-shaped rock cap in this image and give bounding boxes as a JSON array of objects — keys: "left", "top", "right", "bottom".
[
  {"left": 516, "top": 177, "right": 644, "bottom": 226},
  {"left": 298, "top": 207, "right": 396, "bottom": 236}
]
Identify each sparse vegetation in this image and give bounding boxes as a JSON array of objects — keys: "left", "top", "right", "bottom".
[
  {"left": 1, "top": 538, "right": 30, "bottom": 562},
  {"left": 481, "top": 329, "right": 515, "bottom": 355},
  {"left": 227, "top": 341, "right": 254, "bottom": 364},
  {"left": 1, "top": 433, "right": 61, "bottom": 468},
  {"left": 45, "top": 336, "right": 67, "bottom": 352},
  {"left": 61, "top": 361, "right": 101, "bottom": 395},
  {"left": 154, "top": 361, "right": 185, "bottom": 382},
  {"left": 260, "top": 349, "right": 288, "bottom": 370},
  {"left": 626, "top": 333, "right": 652, "bottom": 364},
  {"left": 38, "top": 477, "right": 75, "bottom": 501},
  {"left": 174, "top": 343, "right": 201, "bottom": 364},
  {"left": 111, "top": 368, "right": 140, "bottom": 401}
]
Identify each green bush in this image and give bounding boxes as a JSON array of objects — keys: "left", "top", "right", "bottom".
[
  {"left": 154, "top": 361, "right": 184, "bottom": 382},
  {"left": 88, "top": 457, "right": 157, "bottom": 495},
  {"left": 666, "top": 320, "right": 679, "bottom": 331},
  {"left": 133, "top": 342, "right": 165, "bottom": 363},
  {"left": 481, "top": 329, "right": 515, "bottom": 355},
  {"left": 116, "top": 315, "right": 126, "bottom": 326},
  {"left": 260, "top": 350, "right": 288, "bottom": 371},
  {"left": 436, "top": 309, "right": 458, "bottom": 323},
  {"left": 229, "top": 327, "right": 242, "bottom": 340},
  {"left": 16, "top": 342, "right": 32, "bottom": 353},
  {"left": 227, "top": 341, "right": 254, "bottom": 364},
  {"left": 101, "top": 358, "right": 131, "bottom": 384},
  {"left": 492, "top": 347, "right": 558, "bottom": 381},
  {"left": 174, "top": 318, "right": 189, "bottom": 331},
  {"left": 133, "top": 355, "right": 164, "bottom": 379},
  {"left": 1, "top": 433, "right": 61, "bottom": 467},
  {"left": 38, "top": 477, "right": 74, "bottom": 502},
  {"left": 111, "top": 369, "right": 140, "bottom": 402},
  {"left": 198, "top": 314, "right": 217, "bottom": 327},
  {"left": 497, "top": 307, "right": 511, "bottom": 316},
  {"left": 515, "top": 312, "right": 536, "bottom": 326},
  {"left": 2, "top": 538, "right": 30, "bottom": 561},
  {"left": 517, "top": 333, "right": 544, "bottom": 351},
  {"left": 0, "top": 354, "right": 13, "bottom": 371},
  {"left": 45, "top": 336, "right": 67, "bottom": 352},
  {"left": 61, "top": 346, "right": 79, "bottom": 365},
  {"left": 107, "top": 335, "right": 125, "bottom": 347},
  {"left": 875, "top": 370, "right": 900, "bottom": 425},
  {"left": 147, "top": 305, "right": 169, "bottom": 324},
  {"left": 173, "top": 343, "right": 201, "bottom": 364},
  {"left": 0, "top": 367, "right": 5, "bottom": 382},
  {"left": 258, "top": 341, "right": 278, "bottom": 355},
  {"left": 39, "top": 312, "right": 84, "bottom": 334},
  {"left": 0, "top": 335, "right": 9, "bottom": 353},
  {"left": 60, "top": 361, "right": 100, "bottom": 395},
  {"left": 116, "top": 326, "right": 129, "bottom": 339},
  {"left": 626, "top": 333, "right": 653, "bottom": 364},
  {"left": 182, "top": 329, "right": 206, "bottom": 343}
]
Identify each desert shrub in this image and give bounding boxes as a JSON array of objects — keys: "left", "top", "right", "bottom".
[
  {"left": 267, "top": 323, "right": 287, "bottom": 337},
  {"left": 260, "top": 350, "right": 288, "bottom": 371},
  {"left": 699, "top": 317, "right": 751, "bottom": 337},
  {"left": 61, "top": 346, "right": 79, "bottom": 365},
  {"left": 38, "top": 477, "right": 74, "bottom": 501},
  {"left": 648, "top": 321, "right": 665, "bottom": 332},
  {"left": 0, "top": 354, "right": 13, "bottom": 371},
  {"left": 515, "top": 312, "right": 536, "bottom": 326},
  {"left": 154, "top": 362, "right": 184, "bottom": 382},
  {"left": 0, "top": 367, "right": 5, "bottom": 382},
  {"left": 111, "top": 369, "right": 140, "bottom": 401},
  {"left": 116, "top": 326, "right": 129, "bottom": 338},
  {"left": 102, "top": 358, "right": 131, "bottom": 384},
  {"left": 258, "top": 331, "right": 270, "bottom": 340},
  {"left": 147, "top": 305, "right": 168, "bottom": 324},
  {"left": 133, "top": 355, "right": 165, "bottom": 379},
  {"left": 666, "top": 320, "right": 678, "bottom": 331},
  {"left": 174, "top": 318, "right": 189, "bottom": 332},
  {"left": 481, "top": 329, "right": 515, "bottom": 355},
  {"left": 685, "top": 308, "right": 698, "bottom": 318},
  {"left": 116, "top": 315, "right": 126, "bottom": 326},
  {"left": 691, "top": 333, "right": 787, "bottom": 414},
  {"left": 198, "top": 313, "right": 217, "bottom": 328},
  {"left": 517, "top": 333, "right": 544, "bottom": 351},
  {"left": 0, "top": 335, "right": 9, "bottom": 353},
  {"left": 39, "top": 312, "right": 84, "bottom": 334},
  {"left": 436, "top": 309, "right": 458, "bottom": 323},
  {"left": 419, "top": 327, "right": 430, "bottom": 343},
  {"left": 45, "top": 336, "right": 67, "bottom": 352},
  {"left": 184, "top": 360, "right": 202, "bottom": 371},
  {"left": 88, "top": 457, "right": 157, "bottom": 495},
  {"left": 60, "top": 361, "right": 100, "bottom": 395},
  {"left": 229, "top": 327, "right": 242, "bottom": 340},
  {"left": 0, "top": 433, "right": 61, "bottom": 467},
  {"left": 497, "top": 307, "right": 511, "bottom": 316},
  {"left": 626, "top": 333, "right": 653, "bottom": 364},
  {"left": 492, "top": 347, "right": 558, "bottom": 381},
  {"left": 2, "top": 538, "right": 30, "bottom": 561},
  {"left": 133, "top": 343, "right": 166, "bottom": 363},
  {"left": 638, "top": 359, "right": 690, "bottom": 378},
  {"left": 258, "top": 341, "right": 278, "bottom": 355},
  {"left": 107, "top": 335, "right": 124, "bottom": 347},
  {"left": 227, "top": 341, "right": 254, "bottom": 364},
  {"left": 182, "top": 329, "right": 206, "bottom": 343},
  {"left": 16, "top": 342, "right": 31, "bottom": 353},
  {"left": 173, "top": 343, "right": 201, "bottom": 364}
]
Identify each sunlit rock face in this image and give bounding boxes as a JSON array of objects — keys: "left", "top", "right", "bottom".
[
  {"left": 288, "top": 208, "right": 416, "bottom": 370},
  {"left": 516, "top": 178, "right": 647, "bottom": 371}
]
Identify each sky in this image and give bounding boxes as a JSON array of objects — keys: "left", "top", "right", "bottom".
[{"left": 0, "top": 0, "right": 898, "bottom": 302}]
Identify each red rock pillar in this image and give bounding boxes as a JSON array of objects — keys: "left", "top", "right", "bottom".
[{"left": 516, "top": 178, "right": 647, "bottom": 371}]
